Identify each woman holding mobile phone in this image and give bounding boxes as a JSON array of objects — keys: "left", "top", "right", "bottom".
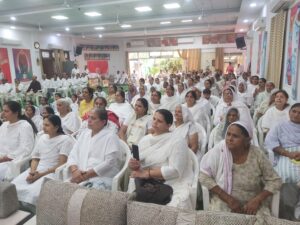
[{"left": 128, "top": 109, "right": 194, "bottom": 209}]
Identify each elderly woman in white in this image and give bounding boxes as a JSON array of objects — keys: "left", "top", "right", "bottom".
[
  {"left": 66, "top": 108, "right": 122, "bottom": 190},
  {"left": 171, "top": 104, "right": 198, "bottom": 153},
  {"left": 57, "top": 98, "right": 81, "bottom": 135},
  {"left": 214, "top": 86, "right": 252, "bottom": 127},
  {"left": 0, "top": 101, "right": 36, "bottom": 180},
  {"left": 128, "top": 109, "right": 194, "bottom": 209}
]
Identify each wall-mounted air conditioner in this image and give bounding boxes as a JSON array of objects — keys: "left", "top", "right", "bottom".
[
  {"left": 48, "top": 43, "right": 62, "bottom": 49},
  {"left": 129, "top": 40, "right": 145, "bottom": 47},
  {"left": 253, "top": 17, "right": 266, "bottom": 31},
  {"left": 0, "top": 37, "right": 21, "bottom": 46},
  {"left": 178, "top": 37, "right": 194, "bottom": 44},
  {"left": 270, "top": 0, "right": 292, "bottom": 13}
]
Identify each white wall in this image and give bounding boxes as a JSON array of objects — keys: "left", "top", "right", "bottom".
[{"left": 0, "top": 28, "right": 74, "bottom": 84}]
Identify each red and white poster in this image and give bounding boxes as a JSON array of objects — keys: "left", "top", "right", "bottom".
[
  {"left": 87, "top": 60, "right": 108, "bottom": 74},
  {"left": 0, "top": 48, "right": 12, "bottom": 83}
]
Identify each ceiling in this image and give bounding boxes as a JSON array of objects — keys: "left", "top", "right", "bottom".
[{"left": 0, "top": 0, "right": 268, "bottom": 39}]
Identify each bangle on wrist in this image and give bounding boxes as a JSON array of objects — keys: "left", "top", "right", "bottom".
[{"left": 71, "top": 168, "right": 77, "bottom": 173}]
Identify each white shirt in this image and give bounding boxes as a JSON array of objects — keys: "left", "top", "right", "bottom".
[
  {"left": 0, "top": 120, "right": 35, "bottom": 160},
  {"left": 67, "top": 127, "right": 122, "bottom": 178},
  {"left": 71, "top": 68, "right": 80, "bottom": 76}
]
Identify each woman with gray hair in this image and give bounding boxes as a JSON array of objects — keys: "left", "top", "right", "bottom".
[{"left": 57, "top": 98, "right": 81, "bottom": 135}]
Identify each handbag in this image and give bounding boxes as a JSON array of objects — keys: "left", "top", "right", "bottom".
[{"left": 134, "top": 178, "right": 173, "bottom": 205}]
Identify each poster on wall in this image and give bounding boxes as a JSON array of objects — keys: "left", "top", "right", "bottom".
[
  {"left": 12, "top": 48, "right": 33, "bottom": 81},
  {"left": 0, "top": 48, "right": 12, "bottom": 83},
  {"left": 87, "top": 60, "right": 108, "bottom": 74},
  {"left": 284, "top": 1, "right": 300, "bottom": 100}
]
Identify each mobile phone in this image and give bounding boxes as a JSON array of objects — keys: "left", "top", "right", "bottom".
[{"left": 132, "top": 144, "right": 139, "bottom": 161}]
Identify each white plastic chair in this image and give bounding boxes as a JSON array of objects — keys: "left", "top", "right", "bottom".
[
  {"left": 111, "top": 140, "right": 131, "bottom": 191},
  {"left": 4, "top": 156, "right": 32, "bottom": 181},
  {"left": 201, "top": 185, "right": 280, "bottom": 217},
  {"left": 208, "top": 125, "right": 218, "bottom": 150},
  {"left": 189, "top": 149, "right": 199, "bottom": 210},
  {"left": 256, "top": 117, "right": 265, "bottom": 148},
  {"left": 195, "top": 122, "right": 207, "bottom": 164}
]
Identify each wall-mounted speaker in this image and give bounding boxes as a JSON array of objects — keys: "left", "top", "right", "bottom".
[
  {"left": 75, "top": 46, "right": 83, "bottom": 55},
  {"left": 235, "top": 37, "right": 246, "bottom": 49}
]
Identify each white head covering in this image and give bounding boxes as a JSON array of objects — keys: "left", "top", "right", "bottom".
[
  {"left": 227, "top": 120, "right": 253, "bottom": 139},
  {"left": 179, "top": 104, "right": 194, "bottom": 123},
  {"left": 238, "top": 81, "right": 247, "bottom": 93}
]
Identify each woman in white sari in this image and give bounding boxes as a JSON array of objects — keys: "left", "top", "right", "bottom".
[
  {"left": 214, "top": 86, "right": 252, "bottom": 127},
  {"left": 25, "top": 105, "right": 43, "bottom": 132},
  {"left": 183, "top": 90, "right": 206, "bottom": 125},
  {"left": 12, "top": 115, "right": 74, "bottom": 205},
  {"left": 261, "top": 90, "right": 290, "bottom": 133},
  {"left": 57, "top": 98, "right": 81, "bottom": 135},
  {"left": 0, "top": 101, "right": 36, "bottom": 180},
  {"left": 200, "top": 121, "right": 282, "bottom": 225},
  {"left": 237, "top": 81, "right": 253, "bottom": 108},
  {"left": 128, "top": 109, "right": 194, "bottom": 209},
  {"left": 171, "top": 104, "right": 198, "bottom": 153},
  {"left": 108, "top": 90, "right": 134, "bottom": 125},
  {"left": 209, "top": 107, "right": 240, "bottom": 149},
  {"left": 119, "top": 98, "right": 152, "bottom": 147},
  {"left": 67, "top": 108, "right": 122, "bottom": 190}
]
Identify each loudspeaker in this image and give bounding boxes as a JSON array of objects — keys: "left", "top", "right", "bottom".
[
  {"left": 235, "top": 37, "right": 246, "bottom": 49},
  {"left": 75, "top": 46, "right": 83, "bottom": 55}
]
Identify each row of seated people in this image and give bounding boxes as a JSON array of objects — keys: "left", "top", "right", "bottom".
[{"left": 0, "top": 71, "right": 293, "bottom": 221}]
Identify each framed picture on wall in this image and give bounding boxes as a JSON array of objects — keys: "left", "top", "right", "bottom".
[
  {"left": 12, "top": 48, "right": 33, "bottom": 81},
  {"left": 0, "top": 48, "right": 12, "bottom": 83},
  {"left": 283, "top": 1, "right": 300, "bottom": 101}
]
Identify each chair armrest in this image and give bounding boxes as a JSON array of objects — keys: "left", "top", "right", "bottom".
[
  {"left": 54, "top": 164, "right": 67, "bottom": 180},
  {"left": 201, "top": 185, "right": 210, "bottom": 210},
  {"left": 4, "top": 156, "right": 31, "bottom": 181},
  {"left": 271, "top": 191, "right": 280, "bottom": 218},
  {"left": 111, "top": 150, "right": 130, "bottom": 192}
]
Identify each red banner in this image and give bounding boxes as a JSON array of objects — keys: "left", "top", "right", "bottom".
[
  {"left": 87, "top": 60, "right": 108, "bottom": 74},
  {"left": 0, "top": 48, "right": 12, "bottom": 83}
]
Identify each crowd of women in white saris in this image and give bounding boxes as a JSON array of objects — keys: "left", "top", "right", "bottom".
[{"left": 0, "top": 70, "right": 300, "bottom": 222}]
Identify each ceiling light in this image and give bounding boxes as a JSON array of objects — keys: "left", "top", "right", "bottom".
[
  {"left": 181, "top": 19, "right": 193, "bottom": 23},
  {"left": 135, "top": 6, "right": 152, "bottom": 12},
  {"left": 56, "top": 33, "right": 61, "bottom": 36},
  {"left": 239, "top": 29, "right": 245, "bottom": 32},
  {"left": 10, "top": 26, "right": 16, "bottom": 29},
  {"left": 198, "top": 15, "right": 202, "bottom": 20},
  {"left": 98, "top": 34, "right": 103, "bottom": 38},
  {"left": 243, "top": 19, "right": 249, "bottom": 23},
  {"left": 160, "top": 21, "right": 171, "bottom": 25},
  {"left": 51, "top": 15, "right": 68, "bottom": 20},
  {"left": 163, "top": 3, "right": 181, "bottom": 9},
  {"left": 10, "top": 16, "right": 16, "bottom": 21},
  {"left": 250, "top": 3, "right": 257, "bottom": 7},
  {"left": 65, "top": 27, "right": 70, "bottom": 31},
  {"left": 121, "top": 24, "right": 132, "bottom": 28},
  {"left": 84, "top": 12, "right": 102, "bottom": 17},
  {"left": 94, "top": 26, "right": 105, "bottom": 30}
]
